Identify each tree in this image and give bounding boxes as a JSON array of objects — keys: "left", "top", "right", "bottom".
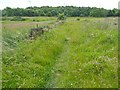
[
  {"left": 90, "top": 8, "right": 108, "bottom": 17},
  {"left": 57, "top": 13, "right": 66, "bottom": 20},
  {"left": 2, "top": 7, "right": 13, "bottom": 16},
  {"left": 2, "top": 6, "right": 119, "bottom": 17}
]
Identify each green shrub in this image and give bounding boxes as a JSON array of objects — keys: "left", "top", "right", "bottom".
[
  {"left": 2, "top": 16, "right": 10, "bottom": 21},
  {"left": 11, "top": 16, "right": 26, "bottom": 21},
  {"left": 77, "top": 18, "right": 80, "bottom": 21},
  {"left": 57, "top": 13, "right": 66, "bottom": 20}
]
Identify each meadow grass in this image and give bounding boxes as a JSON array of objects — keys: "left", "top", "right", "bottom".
[
  {"left": 2, "top": 17, "right": 118, "bottom": 88},
  {"left": 2, "top": 17, "right": 57, "bottom": 52}
]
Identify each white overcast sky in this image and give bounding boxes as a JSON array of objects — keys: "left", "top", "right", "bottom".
[{"left": 0, "top": 0, "right": 120, "bottom": 10}]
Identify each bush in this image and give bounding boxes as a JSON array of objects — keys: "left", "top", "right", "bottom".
[
  {"left": 32, "top": 19, "right": 36, "bottom": 21},
  {"left": 57, "top": 13, "right": 66, "bottom": 20},
  {"left": 2, "top": 16, "right": 10, "bottom": 21},
  {"left": 11, "top": 16, "right": 26, "bottom": 21},
  {"left": 77, "top": 18, "right": 80, "bottom": 21}
]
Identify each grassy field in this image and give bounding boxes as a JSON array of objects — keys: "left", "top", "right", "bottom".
[{"left": 2, "top": 17, "right": 118, "bottom": 88}]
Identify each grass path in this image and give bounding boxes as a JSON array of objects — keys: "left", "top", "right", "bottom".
[
  {"left": 46, "top": 42, "right": 70, "bottom": 88},
  {"left": 46, "top": 19, "right": 118, "bottom": 88}
]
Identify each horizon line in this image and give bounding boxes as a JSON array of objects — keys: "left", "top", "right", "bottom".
[{"left": 1, "top": 5, "right": 118, "bottom": 10}]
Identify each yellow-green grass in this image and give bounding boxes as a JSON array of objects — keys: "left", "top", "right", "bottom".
[
  {"left": 2, "top": 17, "right": 57, "bottom": 52},
  {"left": 2, "top": 16, "right": 56, "bottom": 22},
  {"left": 2, "top": 17, "right": 118, "bottom": 88}
]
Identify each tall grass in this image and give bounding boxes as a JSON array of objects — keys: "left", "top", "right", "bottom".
[{"left": 2, "top": 17, "right": 118, "bottom": 88}]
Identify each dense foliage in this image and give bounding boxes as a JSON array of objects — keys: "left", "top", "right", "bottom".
[{"left": 2, "top": 6, "right": 119, "bottom": 17}]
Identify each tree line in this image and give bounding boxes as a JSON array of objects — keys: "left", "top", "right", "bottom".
[{"left": 1, "top": 6, "right": 119, "bottom": 17}]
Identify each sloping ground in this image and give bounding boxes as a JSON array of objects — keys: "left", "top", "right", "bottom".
[
  {"left": 2, "top": 19, "right": 56, "bottom": 53},
  {"left": 2, "top": 18, "right": 118, "bottom": 88}
]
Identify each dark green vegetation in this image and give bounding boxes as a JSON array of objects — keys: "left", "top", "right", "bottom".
[
  {"left": 2, "top": 17, "right": 118, "bottom": 88},
  {"left": 1, "top": 6, "right": 119, "bottom": 17}
]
